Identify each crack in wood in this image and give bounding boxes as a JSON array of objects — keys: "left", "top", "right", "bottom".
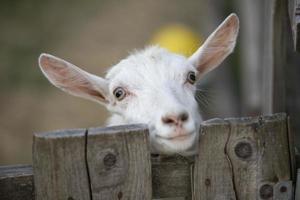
[
  {"left": 84, "top": 129, "right": 93, "bottom": 200},
  {"left": 286, "top": 116, "right": 296, "bottom": 183},
  {"left": 224, "top": 121, "right": 238, "bottom": 200}
]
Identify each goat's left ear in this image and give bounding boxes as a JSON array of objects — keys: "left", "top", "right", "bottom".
[{"left": 188, "top": 13, "right": 239, "bottom": 77}]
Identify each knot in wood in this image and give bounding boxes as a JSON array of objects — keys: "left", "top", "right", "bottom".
[
  {"left": 151, "top": 154, "right": 160, "bottom": 158},
  {"left": 68, "top": 197, "right": 74, "bottom": 200},
  {"left": 118, "top": 191, "right": 123, "bottom": 199},
  {"left": 234, "top": 141, "right": 252, "bottom": 160},
  {"left": 205, "top": 178, "right": 211, "bottom": 186},
  {"left": 259, "top": 184, "right": 273, "bottom": 199},
  {"left": 103, "top": 153, "right": 117, "bottom": 169}
]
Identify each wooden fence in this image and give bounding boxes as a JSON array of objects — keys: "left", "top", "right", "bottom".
[{"left": 0, "top": 113, "right": 295, "bottom": 199}]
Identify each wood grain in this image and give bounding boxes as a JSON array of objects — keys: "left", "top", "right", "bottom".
[
  {"left": 9, "top": 114, "right": 292, "bottom": 200},
  {"left": 263, "top": 0, "right": 300, "bottom": 154},
  {"left": 86, "top": 124, "right": 152, "bottom": 200},
  {"left": 289, "top": 0, "right": 300, "bottom": 52},
  {"left": 193, "top": 113, "right": 291, "bottom": 200},
  {"left": 33, "top": 129, "right": 90, "bottom": 200},
  {"left": 151, "top": 154, "right": 194, "bottom": 200},
  {"left": 226, "top": 113, "right": 290, "bottom": 199},
  {"left": 193, "top": 118, "right": 236, "bottom": 200},
  {"left": 0, "top": 165, "right": 34, "bottom": 200}
]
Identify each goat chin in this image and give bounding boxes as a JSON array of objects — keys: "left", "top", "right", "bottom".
[{"left": 107, "top": 113, "right": 200, "bottom": 155}]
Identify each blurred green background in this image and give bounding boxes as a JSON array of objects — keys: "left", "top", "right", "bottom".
[{"left": 1, "top": 0, "right": 264, "bottom": 164}]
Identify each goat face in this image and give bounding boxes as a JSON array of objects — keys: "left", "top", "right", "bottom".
[
  {"left": 105, "top": 47, "right": 202, "bottom": 154},
  {"left": 38, "top": 14, "right": 239, "bottom": 155}
]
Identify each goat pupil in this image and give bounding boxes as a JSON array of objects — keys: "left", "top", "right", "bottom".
[
  {"left": 116, "top": 90, "right": 122, "bottom": 98},
  {"left": 190, "top": 74, "right": 195, "bottom": 81},
  {"left": 188, "top": 72, "right": 196, "bottom": 83}
]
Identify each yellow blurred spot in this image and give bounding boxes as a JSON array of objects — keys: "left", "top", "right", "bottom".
[{"left": 150, "top": 24, "right": 203, "bottom": 57}]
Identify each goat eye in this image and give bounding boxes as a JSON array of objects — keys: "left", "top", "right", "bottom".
[
  {"left": 113, "top": 87, "right": 126, "bottom": 100},
  {"left": 187, "top": 71, "right": 196, "bottom": 84}
]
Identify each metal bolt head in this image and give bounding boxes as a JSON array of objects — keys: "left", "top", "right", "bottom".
[{"left": 234, "top": 141, "right": 253, "bottom": 160}]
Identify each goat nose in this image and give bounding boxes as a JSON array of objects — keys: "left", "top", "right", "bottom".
[{"left": 161, "top": 112, "right": 189, "bottom": 126}]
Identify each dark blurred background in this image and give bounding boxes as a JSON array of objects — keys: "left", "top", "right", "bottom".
[{"left": 0, "top": 0, "right": 266, "bottom": 164}]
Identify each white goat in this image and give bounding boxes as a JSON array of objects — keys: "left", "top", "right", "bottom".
[{"left": 38, "top": 14, "right": 239, "bottom": 155}]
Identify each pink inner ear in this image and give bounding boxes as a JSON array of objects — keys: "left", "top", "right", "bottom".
[
  {"left": 40, "top": 55, "right": 67, "bottom": 73},
  {"left": 194, "top": 14, "right": 239, "bottom": 75},
  {"left": 39, "top": 54, "right": 108, "bottom": 103},
  {"left": 197, "top": 50, "right": 226, "bottom": 74},
  {"left": 74, "top": 85, "right": 107, "bottom": 102}
]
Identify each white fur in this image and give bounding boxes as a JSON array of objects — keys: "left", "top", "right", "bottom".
[{"left": 38, "top": 14, "right": 239, "bottom": 155}]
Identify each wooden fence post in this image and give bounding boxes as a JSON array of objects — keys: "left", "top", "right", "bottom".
[
  {"left": 151, "top": 155, "right": 193, "bottom": 199},
  {"left": 33, "top": 129, "right": 91, "bottom": 200},
  {"left": 289, "top": 0, "right": 300, "bottom": 52},
  {"left": 193, "top": 119, "right": 236, "bottom": 199},
  {"left": 86, "top": 125, "right": 151, "bottom": 200},
  {"left": 13, "top": 113, "right": 292, "bottom": 199},
  {"left": 193, "top": 113, "right": 292, "bottom": 199},
  {"left": 262, "top": 0, "right": 300, "bottom": 155},
  {"left": 33, "top": 124, "right": 152, "bottom": 200}
]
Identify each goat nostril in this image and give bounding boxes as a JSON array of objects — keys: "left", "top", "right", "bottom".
[
  {"left": 162, "top": 116, "right": 176, "bottom": 124},
  {"left": 162, "top": 112, "right": 189, "bottom": 125},
  {"left": 180, "top": 112, "right": 189, "bottom": 122}
]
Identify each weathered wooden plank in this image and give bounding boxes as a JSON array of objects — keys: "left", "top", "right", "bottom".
[
  {"left": 86, "top": 124, "right": 152, "bottom": 200},
  {"left": 193, "top": 118, "right": 236, "bottom": 200},
  {"left": 295, "top": 168, "right": 300, "bottom": 199},
  {"left": 289, "top": 0, "right": 300, "bottom": 52},
  {"left": 0, "top": 165, "right": 34, "bottom": 200},
  {"left": 151, "top": 154, "right": 193, "bottom": 200},
  {"left": 261, "top": 0, "right": 275, "bottom": 115},
  {"left": 262, "top": 0, "right": 288, "bottom": 114},
  {"left": 5, "top": 114, "right": 292, "bottom": 199},
  {"left": 263, "top": 0, "right": 300, "bottom": 154},
  {"left": 226, "top": 113, "right": 291, "bottom": 199},
  {"left": 193, "top": 114, "right": 291, "bottom": 200},
  {"left": 287, "top": 116, "right": 296, "bottom": 183},
  {"left": 33, "top": 129, "right": 90, "bottom": 200},
  {"left": 0, "top": 155, "right": 194, "bottom": 200},
  {"left": 236, "top": 0, "right": 264, "bottom": 115}
]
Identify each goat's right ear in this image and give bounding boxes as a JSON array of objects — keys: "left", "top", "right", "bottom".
[{"left": 39, "top": 53, "right": 109, "bottom": 105}]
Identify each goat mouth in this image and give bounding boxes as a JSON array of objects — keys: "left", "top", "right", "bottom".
[
  {"left": 169, "top": 134, "right": 191, "bottom": 141},
  {"left": 156, "top": 133, "right": 193, "bottom": 141}
]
